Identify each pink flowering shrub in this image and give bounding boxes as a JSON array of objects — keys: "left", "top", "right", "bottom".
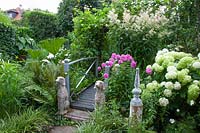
[{"left": 99, "top": 53, "right": 137, "bottom": 116}]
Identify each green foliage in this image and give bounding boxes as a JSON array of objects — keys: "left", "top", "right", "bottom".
[
  {"left": 77, "top": 101, "right": 127, "bottom": 132},
  {"left": 0, "top": 60, "right": 24, "bottom": 117},
  {"left": 39, "top": 37, "right": 66, "bottom": 55},
  {"left": 70, "top": 8, "right": 109, "bottom": 60},
  {"left": 22, "top": 10, "right": 59, "bottom": 41},
  {"left": 141, "top": 50, "right": 200, "bottom": 132},
  {"left": 0, "top": 22, "right": 16, "bottom": 58},
  {"left": 106, "top": 62, "right": 134, "bottom": 116},
  {"left": 0, "top": 108, "right": 49, "bottom": 133},
  {"left": 57, "top": 0, "right": 78, "bottom": 35},
  {"left": 0, "top": 11, "right": 12, "bottom": 25}
]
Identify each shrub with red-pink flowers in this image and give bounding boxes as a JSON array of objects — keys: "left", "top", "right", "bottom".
[
  {"left": 98, "top": 53, "right": 137, "bottom": 78},
  {"left": 98, "top": 53, "right": 137, "bottom": 116}
]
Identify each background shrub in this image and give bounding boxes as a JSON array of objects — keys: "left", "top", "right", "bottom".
[
  {"left": 0, "top": 22, "right": 16, "bottom": 58},
  {"left": 22, "top": 10, "right": 59, "bottom": 41}
]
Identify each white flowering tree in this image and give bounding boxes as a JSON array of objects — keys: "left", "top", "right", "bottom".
[{"left": 141, "top": 49, "right": 200, "bottom": 132}]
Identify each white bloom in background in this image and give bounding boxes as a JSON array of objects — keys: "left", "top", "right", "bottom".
[
  {"left": 160, "top": 81, "right": 166, "bottom": 87},
  {"left": 193, "top": 80, "right": 199, "bottom": 85},
  {"left": 159, "top": 97, "right": 169, "bottom": 106},
  {"left": 190, "top": 100, "right": 195, "bottom": 106},
  {"left": 176, "top": 109, "right": 180, "bottom": 112},
  {"left": 174, "top": 82, "right": 181, "bottom": 90},
  {"left": 107, "top": 9, "right": 120, "bottom": 24},
  {"left": 165, "top": 82, "right": 174, "bottom": 90},
  {"left": 167, "top": 66, "right": 177, "bottom": 72},
  {"left": 198, "top": 53, "right": 200, "bottom": 59},
  {"left": 169, "top": 119, "right": 175, "bottom": 124},
  {"left": 47, "top": 53, "right": 54, "bottom": 59},
  {"left": 162, "top": 48, "right": 169, "bottom": 53},
  {"left": 193, "top": 62, "right": 200, "bottom": 69},
  {"left": 165, "top": 71, "right": 177, "bottom": 80},
  {"left": 123, "top": 9, "right": 132, "bottom": 23},
  {"left": 146, "top": 65, "right": 152, "bottom": 69},
  {"left": 42, "top": 59, "right": 50, "bottom": 64},
  {"left": 164, "top": 89, "right": 172, "bottom": 97}
]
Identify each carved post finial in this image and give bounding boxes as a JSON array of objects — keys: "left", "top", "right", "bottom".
[{"left": 129, "top": 68, "right": 143, "bottom": 125}]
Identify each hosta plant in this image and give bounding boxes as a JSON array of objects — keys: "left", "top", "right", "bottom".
[{"left": 141, "top": 49, "right": 200, "bottom": 132}]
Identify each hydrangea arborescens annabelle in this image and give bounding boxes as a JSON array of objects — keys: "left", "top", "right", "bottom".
[
  {"left": 159, "top": 97, "right": 169, "bottom": 106},
  {"left": 144, "top": 49, "right": 200, "bottom": 107}
]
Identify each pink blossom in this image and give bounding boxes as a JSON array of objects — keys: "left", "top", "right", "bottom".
[
  {"left": 108, "top": 61, "right": 114, "bottom": 67},
  {"left": 131, "top": 61, "right": 137, "bottom": 68},
  {"left": 109, "top": 58, "right": 115, "bottom": 62},
  {"left": 118, "top": 60, "right": 123, "bottom": 64},
  {"left": 116, "top": 54, "right": 121, "bottom": 60},
  {"left": 111, "top": 53, "right": 117, "bottom": 59},
  {"left": 98, "top": 66, "right": 102, "bottom": 71},
  {"left": 120, "top": 54, "right": 127, "bottom": 62},
  {"left": 101, "top": 63, "right": 106, "bottom": 68},
  {"left": 126, "top": 54, "right": 133, "bottom": 61},
  {"left": 146, "top": 68, "right": 152, "bottom": 75},
  {"left": 104, "top": 73, "right": 109, "bottom": 79}
]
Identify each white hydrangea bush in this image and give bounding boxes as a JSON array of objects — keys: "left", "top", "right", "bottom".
[
  {"left": 143, "top": 49, "right": 200, "bottom": 107},
  {"left": 141, "top": 49, "right": 200, "bottom": 127}
]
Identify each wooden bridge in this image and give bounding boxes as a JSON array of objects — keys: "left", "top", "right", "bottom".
[{"left": 63, "top": 57, "right": 104, "bottom": 114}]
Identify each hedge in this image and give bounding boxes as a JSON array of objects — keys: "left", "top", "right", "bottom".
[
  {"left": 22, "top": 10, "right": 59, "bottom": 41},
  {"left": 0, "top": 22, "right": 17, "bottom": 57}
]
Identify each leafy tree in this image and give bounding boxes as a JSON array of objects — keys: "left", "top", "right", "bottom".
[{"left": 57, "top": 0, "right": 78, "bottom": 36}]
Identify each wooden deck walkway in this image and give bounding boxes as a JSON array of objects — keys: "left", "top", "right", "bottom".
[{"left": 70, "top": 84, "right": 96, "bottom": 111}]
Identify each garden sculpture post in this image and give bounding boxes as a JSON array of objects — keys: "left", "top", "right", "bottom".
[
  {"left": 94, "top": 80, "right": 106, "bottom": 108},
  {"left": 104, "top": 61, "right": 110, "bottom": 88},
  {"left": 56, "top": 76, "right": 70, "bottom": 115},
  {"left": 64, "top": 59, "right": 70, "bottom": 97},
  {"left": 129, "top": 68, "right": 143, "bottom": 124}
]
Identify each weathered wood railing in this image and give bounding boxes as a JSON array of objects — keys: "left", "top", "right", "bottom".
[{"left": 63, "top": 57, "right": 98, "bottom": 98}]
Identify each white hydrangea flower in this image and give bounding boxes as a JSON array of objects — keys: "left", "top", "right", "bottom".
[
  {"left": 164, "top": 89, "right": 172, "bottom": 97},
  {"left": 47, "top": 53, "right": 54, "bottom": 59},
  {"left": 152, "top": 63, "right": 164, "bottom": 72},
  {"left": 198, "top": 53, "right": 200, "bottom": 59},
  {"left": 160, "top": 81, "right": 166, "bottom": 87},
  {"left": 193, "top": 62, "right": 200, "bottom": 69},
  {"left": 146, "top": 65, "right": 152, "bottom": 69},
  {"left": 167, "top": 66, "right": 177, "bottom": 72},
  {"left": 174, "top": 82, "right": 181, "bottom": 90},
  {"left": 159, "top": 97, "right": 169, "bottom": 106},
  {"left": 190, "top": 100, "right": 195, "bottom": 106},
  {"left": 193, "top": 80, "right": 199, "bottom": 85},
  {"left": 169, "top": 119, "right": 175, "bottom": 124},
  {"left": 165, "top": 71, "right": 177, "bottom": 80},
  {"left": 165, "top": 82, "right": 174, "bottom": 90}
]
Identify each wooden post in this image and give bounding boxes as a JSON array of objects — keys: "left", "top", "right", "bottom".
[
  {"left": 104, "top": 61, "right": 110, "bottom": 88},
  {"left": 129, "top": 68, "right": 143, "bottom": 125},
  {"left": 64, "top": 59, "right": 70, "bottom": 98}
]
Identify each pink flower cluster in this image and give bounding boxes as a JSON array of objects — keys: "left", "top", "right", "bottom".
[{"left": 98, "top": 53, "right": 137, "bottom": 78}]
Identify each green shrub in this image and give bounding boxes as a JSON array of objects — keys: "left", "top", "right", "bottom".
[
  {"left": 23, "top": 10, "right": 59, "bottom": 41},
  {"left": 0, "top": 108, "right": 49, "bottom": 133},
  {"left": 0, "top": 22, "right": 16, "bottom": 58},
  {"left": 99, "top": 53, "right": 136, "bottom": 116},
  {"left": 57, "top": 0, "right": 78, "bottom": 35},
  {"left": 106, "top": 6, "right": 171, "bottom": 68},
  {"left": 70, "top": 8, "right": 109, "bottom": 61},
  {"left": 0, "top": 60, "right": 33, "bottom": 117},
  {"left": 141, "top": 49, "right": 200, "bottom": 132},
  {"left": 77, "top": 101, "right": 127, "bottom": 132},
  {"left": 0, "top": 11, "right": 12, "bottom": 25}
]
